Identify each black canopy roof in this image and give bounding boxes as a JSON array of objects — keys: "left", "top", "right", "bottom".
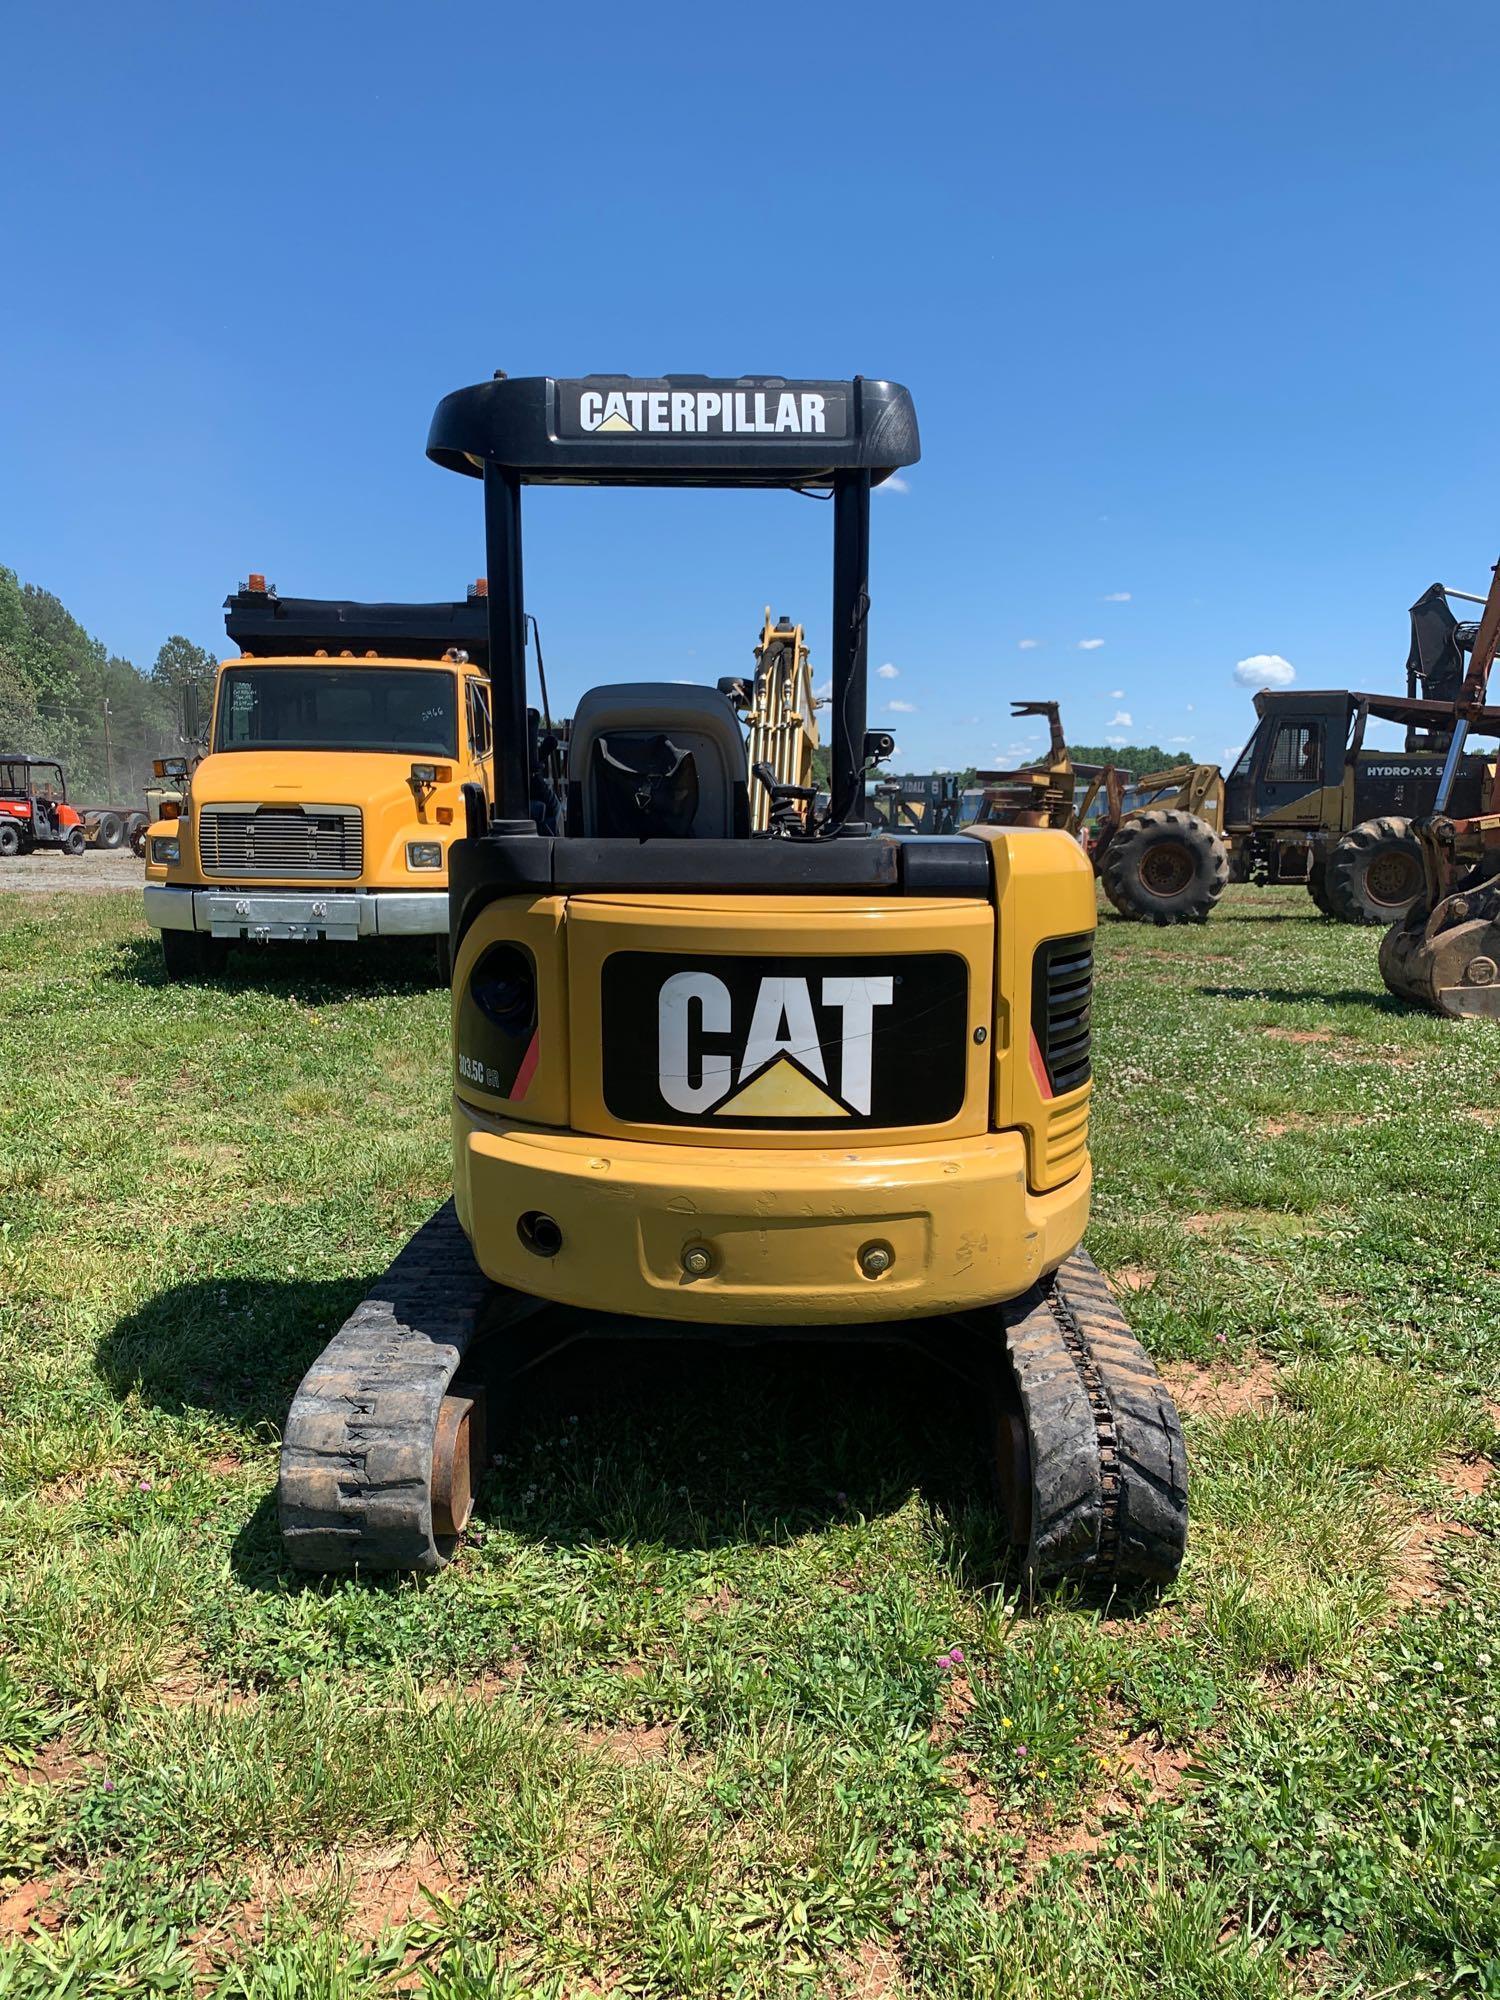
[{"left": 426, "top": 375, "right": 920, "bottom": 488}]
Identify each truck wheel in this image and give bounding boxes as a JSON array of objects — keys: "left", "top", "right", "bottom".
[
  {"left": 127, "top": 815, "right": 148, "bottom": 857},
  {"left": 1306, "top": 860, "right": 1335, "bottom": 917},
  {"left": 0, "top": 822, "right": 19, "bottom": 858},
  {"left": 1323, "top": 818, "right": 1424, "bottom": 925},
  {"left": 95, "top": 812, "right": 125, "bottom": 850},
  {"left": 160, "top": 929, "right": 230, "bottom": 981},
  {"left": 1100, "top": 809, "right": 1229, "bottom": 924},
  {"left": 62, "top": 827, "right": 87, "bottom": 856}
]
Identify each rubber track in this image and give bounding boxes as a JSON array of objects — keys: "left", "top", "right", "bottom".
[
  {"left": 279, "top": 1200, "right": 505, "bottom": 1573},
  {"left": 1004, "top": 1249, "right": 1188, "bottom": 1587}
]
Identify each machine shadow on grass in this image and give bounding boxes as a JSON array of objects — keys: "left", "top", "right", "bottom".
[
  {"left": 106, "top": 934, "right": 448, "bottom": 1001},
  {"left": 469, "top": 1334, "right": 1009, "bottom": 1566},
  {"left": 97, "top": 1274, "right": 1021, "bottom": 1592},
  {"left": 1196, "top": 981, "right": 1413, "bottom": 1016},
  {"left": 95, "top": 1272, "right": 368, "bottom": 1451}
]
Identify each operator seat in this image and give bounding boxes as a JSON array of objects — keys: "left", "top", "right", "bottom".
[{"left": 566, "top": 682, "right": 751, "bottom": 839}]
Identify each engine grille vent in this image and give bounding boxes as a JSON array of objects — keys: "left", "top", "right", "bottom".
[
  {"left": 198, "top": 805, "right": 363, "bottom": 879},
  {"left": 1031, "top": 934, "right": 1092, "bottom": 1096}
]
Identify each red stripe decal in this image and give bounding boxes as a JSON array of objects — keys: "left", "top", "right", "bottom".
[
  {"left": 511, "top": 1032, "right": 540, "bottom": 1101},
  {"left": 1029, "top": 1029, "right": 1054, "bottom": 1100}
]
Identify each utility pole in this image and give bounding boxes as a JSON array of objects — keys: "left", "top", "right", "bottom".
[{"left": 102, "top": 697, "right": 114, "bottom": 798}]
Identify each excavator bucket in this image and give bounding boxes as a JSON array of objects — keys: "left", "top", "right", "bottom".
[{"left": 1380, "top": 872, "right": 1500, "bottom": 1017}]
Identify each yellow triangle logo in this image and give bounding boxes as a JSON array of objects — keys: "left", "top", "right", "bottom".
[
  {"left": 714, "top": 1055, "right": 849, "bottom": 1119},
  {"left": 597, "top": 411, "right": 637, "bottom": 432}
]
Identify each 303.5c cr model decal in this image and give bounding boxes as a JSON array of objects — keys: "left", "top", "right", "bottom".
[{"left": 600, "top": 951, "right": 969, "bottom": 1129}]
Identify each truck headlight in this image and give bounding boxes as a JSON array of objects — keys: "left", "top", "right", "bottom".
[
  {"left": 406, "top": 841, "right": 443, "bottom": 870},
  {"left": 151, "top": 836, "right": 180, "bottom": 864}
]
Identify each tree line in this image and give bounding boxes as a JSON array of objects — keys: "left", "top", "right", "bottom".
[{"left": 0, "top": 567, "right": 218, "bottom": 804}]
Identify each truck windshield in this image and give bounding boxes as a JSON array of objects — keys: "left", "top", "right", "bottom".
[{"left": 215, "top": 668, "right": 458, "bottom": 757}]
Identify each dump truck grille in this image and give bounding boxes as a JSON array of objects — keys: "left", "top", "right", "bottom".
[
  {"left": 1032, "top": 934, "right": 1092, "bottom": 1095},
  {"left": 197, "top": 805, "right": 363, "bottom": 879}
]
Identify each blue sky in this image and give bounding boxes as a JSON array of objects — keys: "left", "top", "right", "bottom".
[{"left": 2, "top": 0, "right": 1497, "bottom": 773}]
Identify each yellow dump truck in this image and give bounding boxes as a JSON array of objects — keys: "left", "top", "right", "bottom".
[{"left": 143, "top": 578, "right": 499, "bottom": 979}]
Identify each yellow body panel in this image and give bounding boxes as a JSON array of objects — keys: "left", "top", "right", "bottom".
[
  {"left": 453, "top": 1098, "right": 1090, "bottom": 1324},
  {"left": 154, "top": 654, "right": 492, "bottom": 896},
  {"left": 451, "top": 826, "right": 1097, "bottom": 1324}
]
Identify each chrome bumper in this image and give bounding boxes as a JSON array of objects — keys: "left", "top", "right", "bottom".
[{"left": 144, "top": 885, "right": 448, "bottom": 942}]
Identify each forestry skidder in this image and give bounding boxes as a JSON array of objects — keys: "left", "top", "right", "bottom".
[
  {"left": 277, "top": 374, "right": 1188, "bottom": 1589},
  {"left": 974, "top": 705, "right": 1230, "bottom": 924}
]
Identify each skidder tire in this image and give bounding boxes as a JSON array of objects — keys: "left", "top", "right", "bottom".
[
  {"left": 160, "top": 929, "right": 230, "bottom": 981},
  {"left": 1100, "top": 810, "right": 1228, "bottom": 925},
  {"left": 1323, "top": 817, "right": 1424, "bottom": 924},
  {"left": 1004, "top": 1249, "right": 1188, "bottom": 1589},
  {"left": 1306, "top": 860, "right": 1335, "bottom": 917}
]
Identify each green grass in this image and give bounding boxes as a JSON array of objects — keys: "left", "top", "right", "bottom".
[{"left": 0, "top": 887, "right": 1496, "bottom": 1997}]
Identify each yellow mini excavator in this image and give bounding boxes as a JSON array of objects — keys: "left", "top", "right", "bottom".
[{"left": 278, "top": 375, "right": 1188, "bottom": 1588}]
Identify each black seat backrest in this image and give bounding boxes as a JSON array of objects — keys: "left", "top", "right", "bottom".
[{"left": 566, "top": 683, "right": 750, "bottom": 838}]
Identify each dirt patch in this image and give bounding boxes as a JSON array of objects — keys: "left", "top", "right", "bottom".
[
  {"left": 1162, "top": 1357, "right": 1280, "bottom": 1419},
  {"left": 1389, "top": 1512, "right": 1478, "bottom": 1609},
  {"left": 1016, "top": 1728, "right": 1190, "bottom": 1895},
  {"left": 0, "top": 1877, "right": 65, "bottom": 1938},
  {"left": 585, "top": 1723, "right": 673, "bottom": 1766},
  {"left": 940, "top": 1751, "right": 999, "bottom": 1837},
  {"left": 686, "top": 1585, "right": 739, "bottom": 1622},
  {"left": 1114, "top": 1728, "right": 1193, "bottom": 1801},
  {"left": 830, "top": 1937, "right": 908, "bottom": 1998},
  {"left": 1180, "top": 1209, "right": 1315, "bottom": 1241},
  {"left": 227, "top": 1842, "right": 461, "bottom": 1947},
  {"left": 9, "top": 1738, "right": 100, "bottom": 1789},
  {"left": 1463, "top": 1108, "right": 1500, "bottom": 1127},
  {"left": 1258, "top": 1111, "right": 1368, "bottom": 1136},
  {"left": 1113, "top": 1266, "right": 1157, "bottom": 1293},
  {"left": 1261, "top": 1026, "right": 1335, "bottom": 1044},
  {"left": 0, "top": 850, "right": 145, "bottom": 896},
  {"left": 1440, "top": 1454, "right": 1493, "bottom": 1500},
  {"left": 1018, "top": 1817, "right": 1110, "bottom": 1887}
]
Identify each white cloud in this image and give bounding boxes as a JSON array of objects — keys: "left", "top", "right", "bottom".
[
  {"left": 1102, "top": 591, "right": 1132, "bottom": 602},
  {"left": 1110, "top": 711, "right": 1133, "bottom": 728},
  {"left": 1108, "top": 689, "right": 1124, "bottom": 700},
  {"left": 1221, "top": 745, "right": 1241, "bottom": 764},
  {"left": 1078, "top": 638, "right": 1105, "bottom": 651},
  {"left": 1234, "top": 652, "right": 1296, "bottom": 689},
  {"left": 877, "top": 662, "right": 900, "bottom": 680},
  {"left": 876, "top": 474, "right": 910, "bottom": 495},
  {"left": 1107, "top": 735, "right": 1127, "bottom": 747},
  {"left": 813, "top": 680, "right": 832, "bottom": 700},
  {"left": 886, "top": 698, "right": 916, "bottom": 713},
  {"left": 1169, "top": 735, "right": 1194, "bottom": 746},
  {"left": 1018, "top": 638, "right": 1039, "bottom": 650},
  {"left": 1186, "top": 703, "right": 1195, "bottom": 713}
]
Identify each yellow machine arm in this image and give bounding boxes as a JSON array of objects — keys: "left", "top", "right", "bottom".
[{"left": 743, "top": 611, "right": 821, "bottom": 833}]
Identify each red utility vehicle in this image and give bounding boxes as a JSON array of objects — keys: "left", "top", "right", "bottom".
[{"left": 0, "top": 756, "right": 89, "bottom": 857}]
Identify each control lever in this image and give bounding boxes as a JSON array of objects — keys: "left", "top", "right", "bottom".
[{"left": 752, "top": 760, "right": 818, "bottom": 834}]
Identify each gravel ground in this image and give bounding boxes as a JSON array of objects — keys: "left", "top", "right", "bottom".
[{"left": 0, "top": 848, "right": 145, "bottom": 895}]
